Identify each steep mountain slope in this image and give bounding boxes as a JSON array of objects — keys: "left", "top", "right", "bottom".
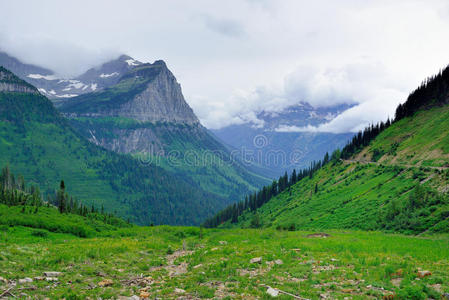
[
  {"left": 0, "top": 66, "right": 234, "bottom": 225},
  {"left": 212, "top": 103, "right": 353, "bottom": 177},
  {"left": 210, "top": 67, "right": 449, "bottom": 234},
  {"left": 0, "top": 51, "right": 141, "bottom": 100},
  {"left": 59, "top": 61, "right": 267, "bottom": 201}
]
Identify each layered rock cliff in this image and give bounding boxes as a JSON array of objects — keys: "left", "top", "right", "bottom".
[{"left": 0, "top": 67, "right": 39, "bottom": 94}]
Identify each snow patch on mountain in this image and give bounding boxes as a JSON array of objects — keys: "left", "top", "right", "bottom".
[
  {"left": 27, "top": 74, "right": 57, "bottom": 80},
  {"left": 55, "top": 93, "right": 78, "bottom": 98},
  {"left": 125, "top": 59, "right": 139, "bottom": 66},
  {"left": 99, "top": 72, "right": 119, "bottom": 78}
]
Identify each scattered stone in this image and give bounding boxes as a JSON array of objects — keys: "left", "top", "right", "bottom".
[
  {"left": 98, "top": 279, "right": 113, "bottom": 287},
  {"left": 291, "top": 248, "right": 301, "bottom": 252},
  {"left": 250, "top": 257, "right": 262, "bottom": 264},
  {"left": 43, "top": 271, "right": 62, "bottom": 277},
  {"left": 0, "top": 276, "right": 7, "bottom": 283},
  {"left": 45, "top": 277, "right": 58, "bottom": 282},
  {"left": 218, "top": 241, "right": 227, "bottom": 245},
  {"left": 391, "top": 278, "right": 402, "bottom": 287},
  {"left": 266, "top": 286, "right": 279, "bottom": 297},
  {"left": 34, "top": 276, "right": 45, "bottom": 281},
  {"left": 431, "top": 284, "right": 442, "bottom": 293},
  {"left": 417, "top": 270, "right": 431, "bottom": 278},
  {"left": 174, "top": 288, "right": 186, "bottom": 294},
  {"left": 95, "top": 271, "right": 107, "bottom": 277},
  {"left": 211, "top": 247, "right": 219, "bottom": 251},
  {"left": 139, "top": 291, "right": 150, "bottom": 299},
  {"left": 118, "top": 296, "right": 140, "bottom": 300},
  {"left": 193, "top": 264, "right": 203, "bottom": 269},
  {"left": 330, "top": 258, "right": 339, "bottom": 262},
  {"left": 274, "top": 259, "right": 283, "bottom": 265},
  {"left": 18, "top": 277, "right": 33, "bottom": 284},
  {"left": 307, "top": 233, "right": 330, "bottom": 238},
  {"left": 166, "top": 262, "right": 189, "bottom": 276}
]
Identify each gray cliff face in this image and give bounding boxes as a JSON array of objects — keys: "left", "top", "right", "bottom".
[
  {"left": 118, "top": 67, "right": 199, "bottom": 125},
  {"left": 0, "top": 82, "right": 38, "bottom": 94},
  {"left": 0, "top": 68, "right": 39, "bottom": 94},
  {"left": 87, "top": 123, "right": 208, "bottom": 155}
]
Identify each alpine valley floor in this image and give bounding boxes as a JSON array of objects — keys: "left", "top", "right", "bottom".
[{"left": 0, "top": 223, "right": 448, "bottom": 299}]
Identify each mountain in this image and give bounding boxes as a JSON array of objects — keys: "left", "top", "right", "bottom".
[
  {"left": 0, "top": 66, "right": 241, "bottom": 225},
  {"left": 212, "top": 103, "right": 353, "bottom": 177},
  {"left": 0, "top": 51, "right": 141, "bottom": 102},
  {"left": 58, "top": 61, "right": 268, "bottom": 202},
  {"left": 207, "top": 66, "right": 449, "bottom": 234}
]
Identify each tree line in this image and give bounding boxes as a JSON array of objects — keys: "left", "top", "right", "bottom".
[{"left": 395, "top": 64, "right": 449, "bottom": 121}]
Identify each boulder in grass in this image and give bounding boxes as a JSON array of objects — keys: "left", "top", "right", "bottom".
[
  {"left": 43, "top": 271, "right": 62, "bottom": 277},
  {"left": 18, "top": 277, "right": 33, "bottom": 284},
  {"left": 250, "top": 257, "right": 262, "bottom": 264},
  {"left": 266, "top": 287, "right": 279, "bottom": 297}
]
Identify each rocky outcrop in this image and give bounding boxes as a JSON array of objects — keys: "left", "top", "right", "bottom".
[
  {"left": 0, "top": 67, "right": 39, "bottom": 94},
  {"left": 0, "top": 82, "right": 38, "bottom": 94}
]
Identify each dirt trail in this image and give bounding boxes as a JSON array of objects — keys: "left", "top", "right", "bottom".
[{"left": 341, "top": 159, "right": 448, "bottom": 171}]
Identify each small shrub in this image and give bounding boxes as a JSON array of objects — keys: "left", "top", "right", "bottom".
[{"left": 31, "top": 229, "right": 48, "bottom": 238}]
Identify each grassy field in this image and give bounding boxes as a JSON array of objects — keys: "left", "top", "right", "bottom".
[{"left": 0, "top": 224, "right": 448, "bottom": 299}]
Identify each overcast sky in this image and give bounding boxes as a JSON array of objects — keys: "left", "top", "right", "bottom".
[{"left": 1, "top": 0, "right": 449, "bottom": 132}]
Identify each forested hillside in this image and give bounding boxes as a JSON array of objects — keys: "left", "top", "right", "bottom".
[
  {"left": 0, "top": 67, "right": 233, "bottom": 226},
  {"left": 206, "top": 65, "right": 449, "bottom": 234}
]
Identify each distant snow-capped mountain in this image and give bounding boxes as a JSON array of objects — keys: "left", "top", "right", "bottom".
[
  {"left": 0, "top": 51, "right": 142, "bottom": 100},
  {"left": 212, "top": 103, "right": 354, "bottom": 178}
]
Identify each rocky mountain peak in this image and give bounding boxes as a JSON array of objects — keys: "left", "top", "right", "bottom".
[{"left": 61, "top": 59, "right": 200, "bottom": 125}]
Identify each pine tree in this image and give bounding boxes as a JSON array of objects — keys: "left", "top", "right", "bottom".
[{"left": 58, "top": 180, "right": 66, "bottom": 213}]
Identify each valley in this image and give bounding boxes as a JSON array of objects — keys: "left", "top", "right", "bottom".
[{"left": 1, "top": 6, "right": 449, "bottom": 298}]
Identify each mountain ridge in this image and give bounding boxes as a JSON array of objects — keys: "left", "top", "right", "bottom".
[{"left": 0, "top": 66, "right": 237, "bottom": 225}]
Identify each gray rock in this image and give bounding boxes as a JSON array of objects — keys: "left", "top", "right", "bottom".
[
  {"left": 274, "top": 259, "right": 283, "bottom": 265},
  {"left": 250, "top": 257, "right": 262, "bottom": 264},
  {"left": 18, "top": 277, "right": 33, "bottom": 284},
  {"left": 266, "top": 287, "right": 279, "bottom": 297},
  {"left": 45, "top": 277, "right": 58, "bottom": 282},
  {"left": 43, "top": 271, "right": 62, "bottom": 277}
]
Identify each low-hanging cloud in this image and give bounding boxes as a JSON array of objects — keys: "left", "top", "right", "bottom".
[{"left": 1, "top": 0, "right": 449, "bottom": 132}]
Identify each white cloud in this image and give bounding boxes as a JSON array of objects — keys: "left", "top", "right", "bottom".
[{"left": 1, "top": 0, "right": 449, "bottom": 131}]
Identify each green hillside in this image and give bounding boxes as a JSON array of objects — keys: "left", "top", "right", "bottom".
[
  {"left": 232, "top": 105, "right": 449, "bottom": 233},
  {"left": 0, "top": 67, "right": 234, "bottom": 226},
  {"left": 207, "top": 67, "right": 449, "bottom": 234}
]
